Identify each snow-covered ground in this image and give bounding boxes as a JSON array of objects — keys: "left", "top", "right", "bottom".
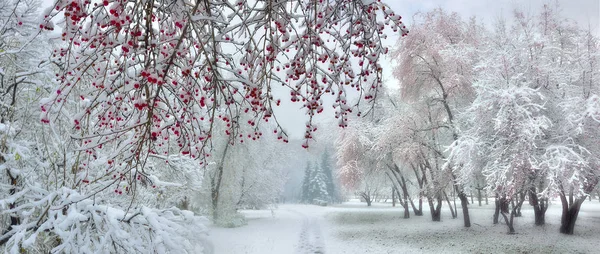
[{"left": 208, "top": 199, "right": 600, "bottom": 253}]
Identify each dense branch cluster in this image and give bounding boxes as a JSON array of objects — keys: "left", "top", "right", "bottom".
[{"left": 40, "top": 0, "right": 408, "bottom": 171}]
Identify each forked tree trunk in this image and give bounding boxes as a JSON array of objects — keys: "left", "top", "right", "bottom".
[
  {"left": 528, "top": 188, "right": 548, "bottom": 226},
  {"left": 429, "top": 195, "right": 443, "bottom": 222},
  {"left": 500, "top": 196, "right": 516, "bottom": 234},
  {"left": 410, "top": 163, "right": 425, "bottom": 216},
  {"left": 414, "top": 196, "right": 424, "bottom": 216},
  {"left": 511, "top": 192, "right": 526, "bottom": 217},
  {"left": 387, "top": 171, "right": 409, "bottom": 218},
  {"left": 388, "top": 164, "right": 416, "bottom": 218},
  {"left": 559, "top": 191, "right": 585, "bottom": 234}
]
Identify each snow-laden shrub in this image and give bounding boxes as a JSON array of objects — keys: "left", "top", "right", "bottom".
[
  {"left": 1, "top": 188, "right": 209, "bottom": 253},
  {"left": 214, "top": 212, "right": 247, "bottom": 228}
]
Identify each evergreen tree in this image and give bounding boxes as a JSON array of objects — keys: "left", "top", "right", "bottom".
[
  {"left": 301, "top": 162, "right": 312, "bottom": 203},
  {"left": 320, "top": 150, "right": 338, "bottom": 203},
  {"left": 308, "top": 163, "right": 330, "bottom": 202}
]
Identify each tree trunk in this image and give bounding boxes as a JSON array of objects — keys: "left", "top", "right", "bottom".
[
  {"left": 500, "top": 211, "right": 516, "bottom": 234},
  {"left": 388, "top": 164, "right": 416, "bottom": 218},
  {"left": 493, "top": 196, "right": 500, "bottom": 224},
  {"left": 410, "top": 163, "right": 425, "bottom": 216},
  {"left": 477, "top": 187, "right": 482, "bottom": 206},
  {"left": 211, "top": 140, "right": 232, "bottom": 221},
  {"left": 470, "top": 190, "right": 474, "bottom": 204},
  {"left": 559, "top": 191, "right": 585, "bottom": 234},
  {"left": 500, "top": 196, "right": 516, "bottom": 234},
  {"left": 428, "top": 196, "right": 443, "bottom": 222},
  {"left": 512, "top": 192, "right": 525, "bottom": 217},
  {"left": 392, "top": 187, "right": 396, "bottom": 207},
  {"left": 444, "top": 191, "right": 457, "bottom": 219},
  {"left": 403, "top": 198, "right": 410, "bottom": 219},
  {"left": 450, "top": 172, "right": 470, "bottom": 227},
  {"left": 411, "top": 196, "right": 423, "bottom": 216},
  {"left": 528, "top": 188, "right": 548, "bottom": 226},
  {"left": 457, "top": 192, "right": 471, "bottom": 227},
  {"left": 386, "top": 170, "right": 408, "bottom": 218}
]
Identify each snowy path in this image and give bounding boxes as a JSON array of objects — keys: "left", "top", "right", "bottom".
[
  {"left": 207, "top": 204, "right": 329, "bottom": 254},
  {"left": 293, "top": 210, "right": 325, "bottom": 254}
]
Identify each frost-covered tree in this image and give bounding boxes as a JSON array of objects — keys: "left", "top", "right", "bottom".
[
  {"left": 300, "top": 161, "right": 330, "bottom": 204},
  {"left": 389, "top": 8, "right": 483, "bottom": 227},
  {"left": 0, "top": 2, "right": 228, "bottom": 253},
  {"left": 308, "top": 163, "right": 329, "bottom": 202},
  {"left": 319, "top": 149, "right": 338, "bottom": 203},
  {"left": 0, "top": 0, "right": 54, "bottom": 248},
  {"left": 301, "top": 161, "right": 312, "bottom": 203},
  {"left": 449, "top": 3, "right": 600, "bottom": 234}
]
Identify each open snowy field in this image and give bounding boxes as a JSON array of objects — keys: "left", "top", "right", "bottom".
[{"left": 208, "top": 199, "right": 600, "bottom": 254}]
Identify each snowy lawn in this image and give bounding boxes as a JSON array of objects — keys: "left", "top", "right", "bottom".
[{"left": 208, "top": 200, "right": 600, "bottom": 253}]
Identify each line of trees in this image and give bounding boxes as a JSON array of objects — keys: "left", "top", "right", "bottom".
[{"left": 336, "top": 5, "right": 600, "bottom": 235}]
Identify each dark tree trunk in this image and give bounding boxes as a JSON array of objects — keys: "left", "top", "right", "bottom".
[
  {"left": 410, "top": 163, "right": 425, "bottom": 216},
  {"left": 386, "top": 170, "right": 409, "bottom": 218},
  {"left": 458, "top": 192, "right": 471, "bottom": 227},
  {"left": 403, "top": 198, "right": 410, "bottom": 219},
  {"left": 409, "top": 197, "right": 423, "bottom": 216},
  {"left": 528, "top": 188, "right": 548, "bottom": 226},
  {"left": 500, "top": 196, "right": 516, "bottom": 234},
  {"left": 477, "top": 187, "right": 482, "bottom": 206},
  {"left": 413, "top": 196, "right": 423, "bottom": 216},
  {"left": 450, "top": 172, "right": 470, "bottom": 227},
  {"left": 398, "top": 171, "right": 411, "bottom": 218},
  {"left": 511, "top": 192, "right": 525, "bottom": 217},
  {"left": 389, "top": 164, "right": 416, "bottom": 218},
  {"left": 559, "top": 192, "right": 585, "bottom": 234},
  {"left": 444, "top": 191, "right": 457, "bottom": 219},
  {"left": 392, "top": 187, "right": 396, "bottom": 207},
  {"left": 428, "top": 195, "right": 443, "bottom": 222},
  {"left": 493, "top": 196, "right": 500, "bottom": 224}
]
